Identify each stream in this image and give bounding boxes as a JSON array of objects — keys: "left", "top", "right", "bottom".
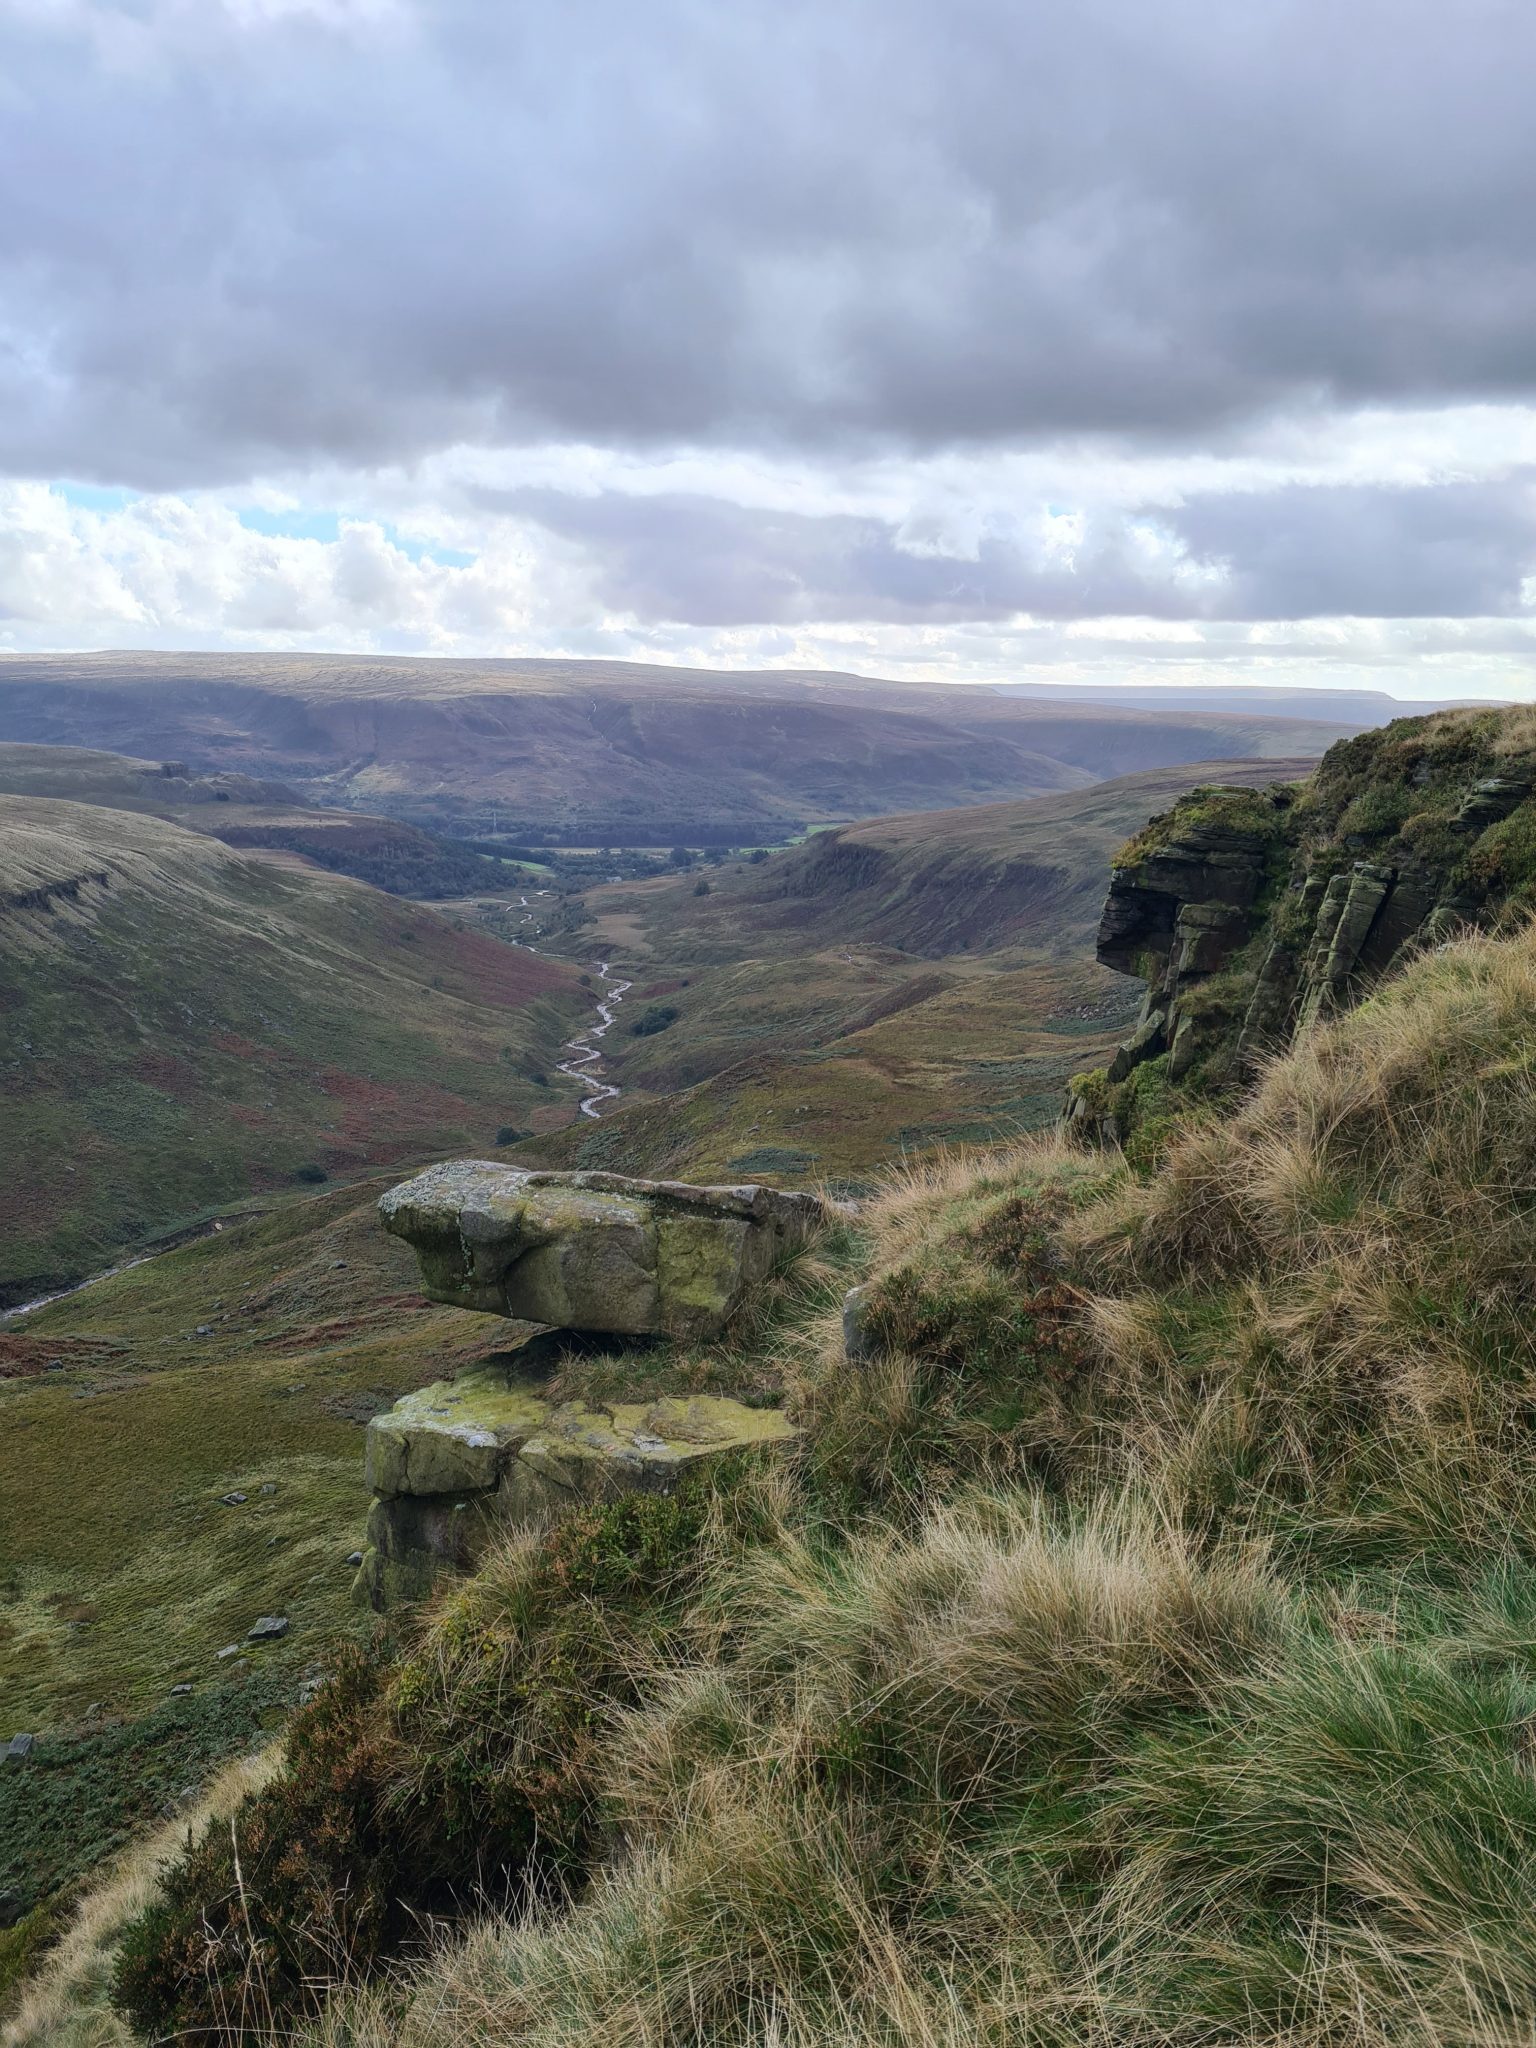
[
  {"left": 555, "top": 961, "right": 633, "bottom": 1118},
  {"left": 1, "top": 1218, "right": 230, "bottom": 1325}
]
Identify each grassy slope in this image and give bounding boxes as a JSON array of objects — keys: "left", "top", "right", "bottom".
[
  {"left": 0, "top": 1177, "right": 546, "bottom": 1941},
  {"left": 0, "top": 795, "right": 586, "bottom": 1300},
  {"left": 0, "top": 1179, "right": 525, "bottom": 1728},
  {"left": 0, "top": 654, "right": 1354, "bottom": 834},
  {"left": 78, "top": 911, "right": 1536, "bottom": 2048},
  {"left": 526, "top": 759, "right": 1314, "bottom": 1185},
  {"left": 0, "top": 743, "right": 298, "bottom": 813}
]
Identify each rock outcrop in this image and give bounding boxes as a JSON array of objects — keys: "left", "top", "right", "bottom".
[
  {"left": 357, "top": 1362, "right": 796, "bottom": 1608},
  {"left": 1070, "top": 712, "right": 1536, "bottom": 1145},
  {"left": 363, "top": 1164, "right": 824, "bottom": 1606},
  {"left": 380, "top": 1162, "right": 824, "bottom": 1341}
]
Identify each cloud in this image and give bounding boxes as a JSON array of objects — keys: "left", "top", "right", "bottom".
[
  {"left": 490, "top": 476, "right": 1536, "bottom": 625},
  {"left": 7, "top": 0, "right": 1536, "bottom": 484},
  {"left": 0, "top": 484, "right": 552, "bottom": 644}
]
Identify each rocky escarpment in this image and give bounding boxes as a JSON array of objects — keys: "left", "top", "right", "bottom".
[
  {"left": 363, "top": 1164, "right": 824, "bottom": 1604},
  {"left": 1070, "top": 709, "right": 1536, "bottom": 1144}
]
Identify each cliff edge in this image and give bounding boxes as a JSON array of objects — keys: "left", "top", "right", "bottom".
[{"left": 1069, "top": 706, "right": 1536, "bottom": 1146}]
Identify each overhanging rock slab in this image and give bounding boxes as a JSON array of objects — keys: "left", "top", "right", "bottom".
[{"left": 380, "top": 1161, "right": 825, "bottom": 1341}]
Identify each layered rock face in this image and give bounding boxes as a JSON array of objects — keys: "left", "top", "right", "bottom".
[
  {"left": 1071, "top": 713, "right": 1536, "bottom": 1141},
  {"left": 359, "top": 1362, "right": 796, "bottom": 1608},
  {"left": 1090, "top": 786, "right": 1292, "bottom": 1093},
  {"left": 361, "top": 1164, "right": 823, "bottom": 1606},
  {"left": 380, "top": 1161, "right": 824, "bottom": 1340}
]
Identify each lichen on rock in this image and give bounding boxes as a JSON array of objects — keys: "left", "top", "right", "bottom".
[
  {"left": 356, "top": 1364, "right": 796, "bottom": 1609},
  {"left": 379, "top": 1161, "right": 824, "bottom": 1340}
]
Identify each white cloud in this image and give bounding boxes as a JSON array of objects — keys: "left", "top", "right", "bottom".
[
  {"left": 3, "top": 477, "right": 1535, "bottom": 704},
  {"left": 0, "top": 485, "right": 561, "bottom": 648}
]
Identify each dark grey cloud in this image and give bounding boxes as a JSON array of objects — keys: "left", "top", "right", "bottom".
[
  {"left": 5, "top": 0, "right": 1536, "bottom": 486},
  {"left": 1166, "top": 480, "right": 1536, "bottom": 618},
  {"left": 493, "top": 477, "right": 1536, "bottom": 624}
]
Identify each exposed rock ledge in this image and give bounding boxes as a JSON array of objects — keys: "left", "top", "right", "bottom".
[
  {"left": 1069, "top": 720, "right": 1536, "bottom": 1144},
  {"left": 381, "top": 1160, "right": 825, "bottom": 1341},
  {"left": 357, "top": 1363, "right": 796, "bottom": 1609}
]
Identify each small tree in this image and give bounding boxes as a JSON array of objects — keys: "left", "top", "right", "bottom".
[{"left": 693, "top": 879, "right": 711, "bottom": 897}]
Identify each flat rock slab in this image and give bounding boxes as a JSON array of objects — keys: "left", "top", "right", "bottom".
[
  {"left": 380, "top": 1162, "right": 824, "bottom": 1341},
  {"left": 357, "top": 1364, "right": 797, "bottom": 1609}
]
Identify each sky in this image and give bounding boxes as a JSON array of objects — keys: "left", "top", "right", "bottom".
[{"left": 3, "top": 0, "right": 1536, "bottom": 698}]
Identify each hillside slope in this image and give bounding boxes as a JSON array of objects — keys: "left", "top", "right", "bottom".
[
  {"left": 0, "top": 653, "right": 1355, "bottom": 838},
  {"left": 0, "top": 742, "right": 546, "bottom": 900},
  {"left": 0, "top": 796, "right": 584, "bottom": 1303},
  {"left": 525, "top": 758, "right": 1316, "bottom": 1183},
  {"left": 81, "top": 904, "right": 1536, "bottom": 2048}
]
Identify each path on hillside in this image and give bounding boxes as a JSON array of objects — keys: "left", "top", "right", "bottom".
[{"left": 556, "top": 961, "right": 632, "bottom": 1118}]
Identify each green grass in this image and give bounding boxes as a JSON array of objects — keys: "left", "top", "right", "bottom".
[
  {"left": 0, "top": 1176, "right": 546, "bottom": 1937},
  {"left": 0, "top": 1671, "right": 295, "bottom": 1917}
]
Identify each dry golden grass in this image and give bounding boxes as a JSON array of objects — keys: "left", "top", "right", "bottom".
[
  {"left": 1070, "top": 921, "right": 1536, "bottom": 1448},
  {"left": 297, "top": 1486, "right": 1536, "bottom": 2048},
  {"left": 79, "top": 922, "right": 1536, "bottom": 2048}
]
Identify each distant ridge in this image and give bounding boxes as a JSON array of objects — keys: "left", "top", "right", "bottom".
[{"left": 0, "top": 651, "right": 1361, "bottom": 839}]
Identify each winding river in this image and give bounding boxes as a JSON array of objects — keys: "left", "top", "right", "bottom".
[{"left": 555, "top": 961, "right": 633, "bottom": 1118}]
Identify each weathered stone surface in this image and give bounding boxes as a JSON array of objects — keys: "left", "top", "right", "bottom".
[
  {"left": 1089, "top": 787, "right": 1293, "bottom": 1097},
  {"left": 1296, "top": 863, "right": 1394, "bottom": 1030},
  {"left": 1106, "top": 1004, "right": 1167, "bottom": 1085},
  {"left": 355, "top": 1363, "right": 798, "bottom": 1609},
  {"left": 381, "top": 1162, "right": 824, "bottom": 1340},
  {"left": 1075, "top": 720, "right": 1536, "bottom": 1142}
]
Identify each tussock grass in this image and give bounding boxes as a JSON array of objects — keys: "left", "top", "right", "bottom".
[
  {"left": 301, "top": 1495, "right": 1536, "bottom": 2048},
  {"left": 87, "top": 922, "right": 1536, "bottom": 2046},
  {"left": 1061, "top": 922, "right": 1536, "bottom": 1548}
]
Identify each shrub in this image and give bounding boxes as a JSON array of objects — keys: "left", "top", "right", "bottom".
[
  {"left": 629, "top": 1004, "right": 678, "bottom": 1037},
  {"left": 112, "top": 1471, "right": 777, "bottom": 2042},
  {"left": 293, "top": 1162, "right": 327, "bottom": 1185}
]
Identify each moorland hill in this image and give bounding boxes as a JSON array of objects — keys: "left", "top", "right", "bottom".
[
  {"left": 27, "top": 704, "right": 1536, "bottom": 2048},
  {"left": 0, "top": 653, "right": 1356, "bottom": 840},
  {"left": 0, "top": 794, "right": 584, "bottom": 1305}
]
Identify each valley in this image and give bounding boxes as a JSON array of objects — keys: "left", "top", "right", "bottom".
[
  {"left": 17, "top": 703, "right": 1536, "bottom": 2048},
  {"left": 17, "top": 704, "right": 1516, "bottom": 2048},
  {"left": 516, "top": 756, "right": 1318, "bottom": 1184},
  {"left": 0, "top": 740, "right": 1320, "bottom": 1899}
]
